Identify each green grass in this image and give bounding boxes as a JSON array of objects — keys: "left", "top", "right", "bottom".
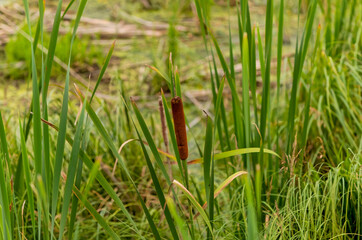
[{"left": 0, "top": 0, "right": 361, "bottom": 239}]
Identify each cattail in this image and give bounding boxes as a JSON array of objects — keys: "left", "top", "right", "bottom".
[{"left": 171, "top": 96, "right": 188, "bottom": 160}]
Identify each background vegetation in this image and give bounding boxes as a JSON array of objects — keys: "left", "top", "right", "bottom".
[{"left": 0, "top": 0, "right": 360, "bottom": 239}]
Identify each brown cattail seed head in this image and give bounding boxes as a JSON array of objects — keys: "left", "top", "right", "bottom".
[{"left": 171, "top": 96, "right": 188, "bottom": 160}]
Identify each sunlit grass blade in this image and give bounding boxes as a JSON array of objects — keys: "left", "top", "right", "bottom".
[
  {"left": 147, "top": 65, "right": 171, "bottom": 85},
  {"left": 208, "top": 30, "right": 244, "bottom": 148},
  {"left": 175, "top": 68, "right": 182, "bottom": 97},
  {"left": 44, "top": 0, "right": 63, "bottom": 92},
  {"left": 90, "top": 41, "right": 115, "bottom": 103},
  {"left": 244, "top": 174, "right": 258, "bottom": 239},
  {"left": 81, "top": 157, "right": 100, "bottom": 200},
  {"left": 202, "top": 115, "right": 214, "bottom": 237},
  {"left": 23, "top": 0, "right": 43, "bottom": 236},
  {"left": 276, "top": 0, "right": 284, "bottom": 152},
  {"left": 170, "top": 180, "right": 214, "bottom": 238},
  {"left": 69, "top": 94, "right": 93, "bottom": 239},
  {"left": 301, "top": 24, "right": 321, "bottom": 161},
  {"left": 115, "top": 138, "right": 279, "bottom": 165},
  {"left": 241, "top": 33, "right": 251, "bottom": 172},
  {"left": 35, "top": 0, "right": 52, "bottom": 200},
  {"left": 214, "top": 77, "right": 225, "bottom": 128},
  {"left": 195, "top": 0, "right": 231, "bottom": 155},
  {"left": 50, "top": 55, "right": 70, "bottom": 236},
  {"left": 41, "top": 0, "right": 60, "bottom": 198},
  {"left": 58, "top": 98, "right": 86, "bottom": 239},
  {"left": 256, "top": 25, "right": 266, "bottom": 82},
  {"left": 209, "top": 54, "right": 225, "bottom": 154},
  {"left": 250, "top": 26, "right": 258, "bottom": 129},
  {"left": 0, "top": 114, "right": 10, "bottom": 171},
  {"left": 214, "top": 59, "right": 231, "bottom": 152},
  {"left": 166, "top": 196, "right": 191, "bottom": 240},
  {"left": 34, "top": 175, "right": 51, "bottom": 240},
  {"left": 50, "top": 0, "right": 88, "bottom": 236},
  {"left": 286, "top": 0, "right": 318, "bottom": 154},
  {"left": 23, "top": 0, "right": 42, "bottom": 181},
  {"left": 54, "top": 0, "right": 90, "bottom": 237},
  {"left": 68, "top": 108, "right": 93, "bottom": 240},
  {"left": 259, "top": 0, "right": 273, "bottom": 143},
  {"left": 68, "top": 157, "right": 83, "bottom": 240},
  {"left": 211, "top": 75, "right": 230, "bottom": 179},
  {"left": 131, "top": 101, "right": 172, "bottom": 185},
  {"left": 203, "top": 115, "right": 213, "bottom": 203},
  {"left": 228, "top": 0, "right": 235, "bottom": 79},
  {"left": 19, "top": 119, "right": 36, "bottom": 239},
  {"left": 62, "top": 0, "right": 77, "bottom": 18},
  {"left": 0, "top": 112, "right": 12, "bottom": 239},
  {"left": 152, "top": 146, "right": 280, "bottom": 165},
  {"left": 194, "top": 171, "right": 248, "bottom": 219},
  {"left": 258, "top": 0, "right": 273, "bottom": 213}
]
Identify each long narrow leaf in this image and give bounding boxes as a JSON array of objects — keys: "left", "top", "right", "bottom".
[
  {"left": 72, "top": 186, "right": 121, "bottom": 240},
  {"left": 170, "top": 180, "right": 214, "bottom": 238}
]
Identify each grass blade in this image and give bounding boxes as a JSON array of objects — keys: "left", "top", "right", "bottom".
[
  {"left": 51, "top": 0, "right": 89, "bottom": 236},
  {"left": 202, "top": 115, "right": 214, "bottom": 237},
  {"left": 58, "top": 99, "right": 86, "bottom": 239},
  {"left": 194, "top": 171, "right": 248, "bottom": 219},
  {"left": 276, "top": 0, "right": 284, "bottom": 152},
  {"left": 132, "top": 121, "right": 180, "bottom": 240},
  {"left": 259, "top": 0, "right": 273, "bottom": 142},
  {"left": 170, "top": 180, "right": 214, "bottom": 238},
  {"left": 131, "top": 101, "right": 172, "bottom": 185},
  {"left": 72, "top": 186, "right": 121, "bottom": 240},
  {"left": 153, "top": 147, "right": 279, "bottom": 165},
  {"left": 90, "top": 41, "right": 115, "bottom": 103},
  {"left": 0, "top": 112, "right": 12, "bottom": 239},
  {"left": 19, "top": 119, "right": 36, "bottom": 239},
  {"left": 286, "top": 0, "right": 318, "bottom": 154},
  {"left": 241, "top": 33, "right": 251, "bottom": 171},
  {"left": 166, "top": 196, "right": 191, "bottom": 240}
]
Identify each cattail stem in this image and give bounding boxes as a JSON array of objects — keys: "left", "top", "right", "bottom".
[
  {"left": 171, "top": 96, "right": 188, "bottom": 160},
  {"left": 159, "top": 97, "right": 173, "bottom": 179}
]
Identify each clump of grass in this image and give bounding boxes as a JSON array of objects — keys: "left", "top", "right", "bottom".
[{"left": 0, "top": 0, "right": 360, "bottom": 239}]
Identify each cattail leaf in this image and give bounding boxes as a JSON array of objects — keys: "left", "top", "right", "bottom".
[
  {"left": 194, "top": 171, "right": 248, "bottom": 219},
  {"left": 170, "top": 180, "right": 214, "bottom": 238},
  {"left": 203, "top": 115, "right": 213, "bottom": 205},
  {"left": 131, "top": 122, "right": 180, "bottom": 240},
  {"left": 115, "top": 138, "right": 279, "bottom": 165},
  {"left": 166, "top": 196, "right": 191, "bottom": 240},
  {"left": 131, "top": 101, "right": 172, "bottom": 184}
]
